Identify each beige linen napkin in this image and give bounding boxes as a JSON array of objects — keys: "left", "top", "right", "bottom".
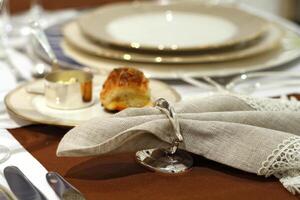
[{"left": 57, "top": 94, "right": 300, "bottom": 195}]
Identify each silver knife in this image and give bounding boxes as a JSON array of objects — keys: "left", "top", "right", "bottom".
[
  {"left": 46, "top": 172, "right": 85, "bottom": 200},
  {"left": 3, "top": 166, "right": 47, "bottom": 200}
]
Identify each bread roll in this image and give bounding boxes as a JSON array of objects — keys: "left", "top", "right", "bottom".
[{"left": 100, "top": 67, "right": 151, "bottom": 111}]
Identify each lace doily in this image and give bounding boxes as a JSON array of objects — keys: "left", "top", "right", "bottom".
[
  {"left": 258, "top": 136, "right": 300, "bottom": 195},
  {"left": 236, "top": 95, "right": 300, "bottom": 112}
]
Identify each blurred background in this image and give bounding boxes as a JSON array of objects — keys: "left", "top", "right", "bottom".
[{"left": 6, "top": 0, "right": 300, "bottom": 24}]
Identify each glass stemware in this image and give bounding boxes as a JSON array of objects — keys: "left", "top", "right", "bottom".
[
  {"left": 226, "top": 72, "right": 300, "bottom": 97},
  {"left": 0, "top": 0, "right": 10, "bottom": 164},
  {"left": 2, "top": 0, "right": 45, "bottom": 40}
]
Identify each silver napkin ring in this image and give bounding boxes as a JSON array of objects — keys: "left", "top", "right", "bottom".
[
  {"left": 135, "top": 98, "right": 193, "bottom": 174},
  {"left": 155, "top": 98, "right": 183, "bottom": 154}
]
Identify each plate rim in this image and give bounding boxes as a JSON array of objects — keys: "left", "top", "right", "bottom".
[{"left": 78, "top": 1, "right": 269, "bottom": 52}]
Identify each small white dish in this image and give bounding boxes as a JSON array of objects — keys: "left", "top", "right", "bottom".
[{"left": 5, "top": 75, "right": 181, "bottom": 127}]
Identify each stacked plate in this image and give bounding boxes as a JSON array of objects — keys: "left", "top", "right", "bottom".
[{"left": 54, "top": 1, "right": 300, "bottom": 78}]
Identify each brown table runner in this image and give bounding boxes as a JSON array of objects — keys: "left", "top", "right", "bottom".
[
  {"left": 9, "top": 0, "right": 128, "bottom": 13},
  {"left": 7, "top": 125, "right": 297, "bottom": 200}
]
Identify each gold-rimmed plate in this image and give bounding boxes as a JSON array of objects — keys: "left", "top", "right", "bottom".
[
  {"left": 61, "top": 29, "right": 300, "bottom": 79},
  {"left": 5, "top": 75, "right": 181, "bottom": 127},
  {"left": 78, "top": 1, "right": 268, "bottom": 52},
  {"left": 64, "top": 21, "right": 282, "bottom": 64}
]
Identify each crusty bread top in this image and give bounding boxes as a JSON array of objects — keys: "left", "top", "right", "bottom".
[{"left": 100, "top": 67, "right": 149, "bottom": 99}]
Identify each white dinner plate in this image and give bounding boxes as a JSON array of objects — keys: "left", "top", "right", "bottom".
[
  {"left": 64, "top": 21, "right": 282, "bottom": 64},
  {"left": 78, "top": 1, "right": 268, "bottom": 52},
  {"left": 61, "top": 29, "right": 300, "bottom": 79}
]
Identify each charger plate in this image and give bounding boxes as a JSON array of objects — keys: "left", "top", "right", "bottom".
[
  {"left": 63, "top": 21, "right": 282, "bottom": 64},
  {"left": 61, "top": 29, "right": 300, "bottom": 79},
  {"left": 5, "top": 76, "right": 180, "bottom": 127},
  {"left": 78, "top": 1, "right": 268, "bottom": 52}
]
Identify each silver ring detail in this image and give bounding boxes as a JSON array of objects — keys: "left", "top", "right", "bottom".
[{"left": 155, "top": 98, "right": 183, "bottom": 154}]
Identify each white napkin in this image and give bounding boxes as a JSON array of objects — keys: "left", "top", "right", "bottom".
[{"left": 0, "top": 129, "right": 59, "bottom": 200}]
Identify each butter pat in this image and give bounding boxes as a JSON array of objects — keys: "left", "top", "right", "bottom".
[{"left": 57, "top": 77, "right": 78, "bottom": 84}]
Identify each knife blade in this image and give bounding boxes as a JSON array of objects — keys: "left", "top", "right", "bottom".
[
  {"left": 3, "top": 166, "right": 47, "bottom": 200},
  {"left": 46, "top": 172, "right": 85, "bottom": 200}
]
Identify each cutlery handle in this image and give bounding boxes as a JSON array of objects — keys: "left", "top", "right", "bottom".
[
  {"left": 46, "top": 172, "right": 66, "bottom": 198},
  {"left": 46, "top": 172, "right": 84, "bottom": 199},
  {"left": 4, "top": 166, "right": 47, "bottom": 200}
]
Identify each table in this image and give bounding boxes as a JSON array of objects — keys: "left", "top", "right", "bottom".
[
  {"left": 4, "top": 0, "right": 300, "bottom": 199},
  {"left": 8, "top": 126, "right": 298, "bottom": 200}
]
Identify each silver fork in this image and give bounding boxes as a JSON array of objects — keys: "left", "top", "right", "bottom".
[{"left": 179, "top": 74, "right": 229, "bottom": 93}]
